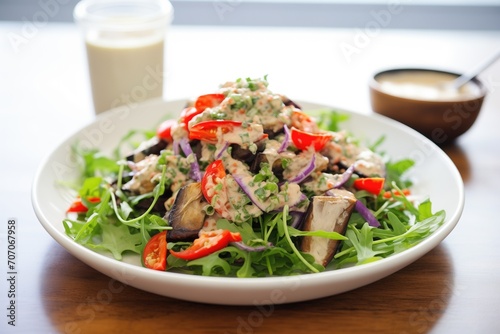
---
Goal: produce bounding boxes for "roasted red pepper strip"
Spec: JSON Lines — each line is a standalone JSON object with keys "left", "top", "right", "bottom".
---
{"left": 143, "top": 231, "right": 167, "bottom": 271}
{"left": 178, "top": 106, "right": 201, "bottom": 130}
{"left": 178, "top": 94, "right": 226, "bottom": 131}
{"left": 290, "top": 127, "right": 332, "bottom": 152}
{"left": 353, "top": 178, "right": 385, "bottom": 195}
{"left": 201, "top": 160, "right": 226, "bottom": 203}
{"left": 169, "top": 229, "right": 242, "bottom": 261}
{"left": 194, "top": 93, "right": 225, "bottom": 113}
{"left": 188, "top": 120, "right": 242, "bottom": 143}
{"left": 157, "top": 119, "right": 177, "bottom": 141}
{"left": 66, "top": 196, "right": 100, "bottom": 213}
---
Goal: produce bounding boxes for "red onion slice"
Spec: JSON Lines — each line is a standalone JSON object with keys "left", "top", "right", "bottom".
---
{"left": 179, "top": 138, "right": 201, "bottom": 182}
{"left": 325, "top": 187, "right": 380, "bottom": 228}
{"left": 215, "top": 141, "right": 229, "bottom": 160}
{"left": 230, "top": 241, "right": 273, "bottom": 252}
{"left": 332, "top": 164, "right": 355, "bottom": 189}
{"left": 232, "top": 174, "right": 266, "bottom": 211}
{"left": 289, "top": 211, "right": 305, "bottom": 229}
{"left": 354, "top": 200, "right": 381, "bottom": 227}
{"left": 172, "top": 138, "right": 180, "bottom": 155}
{"left": 287, "top": 154, "right": 316, "bottom": 183}
{"left": 277, "top": 124, "right": 290, "bottom": 153}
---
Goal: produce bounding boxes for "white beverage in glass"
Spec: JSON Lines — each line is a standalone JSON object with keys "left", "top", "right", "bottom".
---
{"left": 74, "top": 0, "right": 173, "bottom": 114}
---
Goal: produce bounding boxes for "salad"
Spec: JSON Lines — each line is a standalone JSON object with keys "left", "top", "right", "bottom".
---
{"left": 63, "top": 76, "right": 445, "bottom": 277}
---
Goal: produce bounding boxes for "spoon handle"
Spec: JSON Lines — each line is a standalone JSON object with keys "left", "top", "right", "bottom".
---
{"left": 452, "top": 48, "right": 500, "bottom": 89}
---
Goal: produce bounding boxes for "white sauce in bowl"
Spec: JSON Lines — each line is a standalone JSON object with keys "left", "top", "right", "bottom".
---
{"left": 376, "top": 70, "right": 482, "bottom": 101}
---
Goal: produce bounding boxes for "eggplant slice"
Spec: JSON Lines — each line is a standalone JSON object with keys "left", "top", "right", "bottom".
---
{"left": 126, "top": 137, "right": 168, "bottom": 163}
{"left": 133, "top": 193, "right": 172, "bottom": 217}
{"left": 280, "top": 95, "right": 302, "bottom": 109}
{"left": 167, "top": 182, "right": 208, "bottom": 241}
{"left": 230, "top": 140, "right": 266, "bottom": 164}
{"left": 300, "top": 189, "right": 356, "bottom": 267}
{"left": 250, "top": 152, "right": 285, "bottom": 178}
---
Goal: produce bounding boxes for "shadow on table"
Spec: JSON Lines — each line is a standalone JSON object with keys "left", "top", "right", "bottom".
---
{"left": 40, "top": 242, "right": 455, "bottom": 334}
{"left": 442, "top": 142, "right": 471, "bottom": 184}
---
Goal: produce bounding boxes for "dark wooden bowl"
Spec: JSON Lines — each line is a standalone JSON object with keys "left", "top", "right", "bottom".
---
{"left": 369, "top": 68, "right": 487, "bottom": 145}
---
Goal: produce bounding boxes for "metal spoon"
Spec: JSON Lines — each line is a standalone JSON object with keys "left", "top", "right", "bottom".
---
{"left": 446, "top": 48, "right": 500, "bottom": 90}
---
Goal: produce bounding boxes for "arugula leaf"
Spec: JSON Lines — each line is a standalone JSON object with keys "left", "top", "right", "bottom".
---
{"left": 216, "top": 219, "right": 260, "bottom": 242}
{"left": 406, "top": 210, "right": 446, "bottom": 238}
{"left": 185, "top": 251, "right": 232, "bottom": 276}
{"left": 65, "top": 189, "right": 113, "bottom": 242}
{"left": 71, "top": 144, "right": 120, "bottom": 179}
{"left": 235, "top": 250, "right": 255, "bottom": 278}
{"left": 385, "top": 159, "right": 415, "bottom": 189}
{"left": 368, "top": 135, "right": 386, "bottom": 153}
{"left": 288, "top": 226, "right": 347, "bottom": 240}
{"left": 418, "top": 199, "right": 433, "bottom": 220}
{"left": 346, "top": 224, "right": 384, "bottom": 265}
{"left": 334, "top": 188, "right": 446, "bottom": 269}
{"left": 87, "top": 223, "right": 143, "bottom": 260}
{"left": 386, "top": 212, "right": 407, "bottom": 236}
{"left": 78, "top": 176, "right": 103, "bottom": 199}
{"left": 317, "top": 110, "right": 350, "bottom": 132}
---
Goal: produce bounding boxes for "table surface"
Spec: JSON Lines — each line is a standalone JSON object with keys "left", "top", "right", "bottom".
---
{"left": 1, "top": 22, "right": 500, "bottom": 334}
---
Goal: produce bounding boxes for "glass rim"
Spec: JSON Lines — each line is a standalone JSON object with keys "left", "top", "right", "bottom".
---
{"left": 74, "top": 0, "right": 173, "bottom": 31}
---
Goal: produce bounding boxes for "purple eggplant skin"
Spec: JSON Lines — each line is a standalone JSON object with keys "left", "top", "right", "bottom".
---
{"left": 230, "top": 140, "right": 266, "bottom": 163}
{"left": 300, "top": 189, "right": 357, "bottom": 267}
{"left": 126, "top": 137, "right": 168, "bottom": 162}
{"left": 134, "top": 193, "right": 172, "bottom": 217}
{"left": 250, "top": 153, "right": 285, "bottom": 179}
{"left": 280, "top": 95, "right": 302, "bottom": 110}
{"left": 167, "top": 182, "right": 208, "bottom": 241}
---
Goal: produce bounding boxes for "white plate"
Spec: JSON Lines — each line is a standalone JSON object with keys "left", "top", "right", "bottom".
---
{"left": 32, "top": 98, "right": 464, "bottom": 305}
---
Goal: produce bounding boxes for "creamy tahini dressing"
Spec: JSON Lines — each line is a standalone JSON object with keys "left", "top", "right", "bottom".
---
{"left": 225, "top": 175, "right": 262, "bottom": 222}
{"left": 189, "top": 80, "right": 292, "bottom": 132}
{"left": 376, "top": 70, "right": 482, "bottom": 101}
{"left": 220, "top": 153, "right": 308, "bottom": 214}
{"left": 220, "top": 123, "right": 264, "bottom": 147}
{"left": 354, "top": 150, "right": 386, "bottom": 177}
{"left": 123, "top": 152, "right": 192, "bottom": 195}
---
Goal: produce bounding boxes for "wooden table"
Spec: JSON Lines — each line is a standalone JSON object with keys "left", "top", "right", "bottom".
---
{"left": 1, "top": 22, "right": 500, "bottom": 333}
